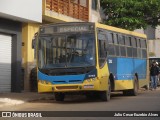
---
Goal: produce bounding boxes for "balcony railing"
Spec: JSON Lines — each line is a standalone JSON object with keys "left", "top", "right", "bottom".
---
{"left": 46, "top": 0, "right": 89, "bottom": 21}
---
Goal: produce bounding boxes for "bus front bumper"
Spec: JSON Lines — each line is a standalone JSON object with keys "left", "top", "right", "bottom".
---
{"left": 38, "top": 79, "right": 103, "bottom": 93}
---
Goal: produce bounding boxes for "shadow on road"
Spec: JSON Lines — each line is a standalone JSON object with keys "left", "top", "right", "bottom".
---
{"left": 29, "top": 87, "right": 155, "bottom": 104}
{"left": 30, "top": 91, "right": 142, "bottom": 104}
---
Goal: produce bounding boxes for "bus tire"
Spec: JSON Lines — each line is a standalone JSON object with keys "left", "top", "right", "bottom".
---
{"left": 30, "top": 67, "right": 37, "bottom": 92}
{"left": 109, "top": 74, "right": 115, "bottom": 91}
{"left": 130, "top": 77, "right": 138, "bottom": 96}
{"left": 54, "top": 93, "right": 65, "bottom": 101}
{"left": 123, "top": 77, "right": 138, "bottom": 96}
{"left": 100, "top": 79, "right": 111, "bottom": 101}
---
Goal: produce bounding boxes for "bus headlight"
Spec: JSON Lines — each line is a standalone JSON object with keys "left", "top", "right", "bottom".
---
{"left": 43, "top": 80, "right": 51, "bottom": 85}
{"left": 87, "top": 79, "right": 91, "bottom": 82}
{"left": 87, "top": 78, "right": 96, "bottom": 82}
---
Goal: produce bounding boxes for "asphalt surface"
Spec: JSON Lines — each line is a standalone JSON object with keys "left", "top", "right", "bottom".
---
{"left": 0, "top": 88, "right": 160, "bottom": 120}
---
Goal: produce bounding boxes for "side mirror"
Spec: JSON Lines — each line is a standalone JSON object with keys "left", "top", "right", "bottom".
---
{"left": 32, "top": 32, "right": 38, "bottom": 49}
{"left": 32, "top": 38, "right": 36, "bottom": 49}
{"left": 106, "top": 51, "right": 108, "bottom": 57}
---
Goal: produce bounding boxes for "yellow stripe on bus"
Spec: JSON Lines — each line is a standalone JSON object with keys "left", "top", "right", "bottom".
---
{"left": 114, "top": 79, "right": 148, "bottom": 91}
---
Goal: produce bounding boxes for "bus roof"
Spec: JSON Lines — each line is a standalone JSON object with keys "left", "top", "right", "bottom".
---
{"left": 39, "top": 22, "right": 94, "bottom": 27}
{"left": 39, "top": 22, "right": 147, "bottom": 39}
{"left": 96, "top": 23, "right": 147, "bottom": 39}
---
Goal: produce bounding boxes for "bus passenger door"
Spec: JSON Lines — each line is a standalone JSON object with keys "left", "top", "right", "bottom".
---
{"left": 97, "top": 31, "right": 110, "bottom": 90}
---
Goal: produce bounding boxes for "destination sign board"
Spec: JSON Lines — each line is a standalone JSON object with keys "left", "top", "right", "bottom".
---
{"left": 40, "top": 24, "right": 94, "bottom": 34}
{"left": 58, "top": 26, "right": 89, "bottom": 32}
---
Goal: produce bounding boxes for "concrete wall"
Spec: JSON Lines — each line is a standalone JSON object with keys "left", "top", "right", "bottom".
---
{"left": 134, "top": 29, "right": 145, "bottom": 34}
{"left": 22, "top": 23, "right": 40, "bottom": 91}
{"left": 148, "top": 40, "right": 160, "bottom": 57}
{"left": 134, "top": 26, "right": 155, "bottom": 40}
{"left": 89, "top": 0, "right": 102, "bottom": 22}
{"left": 155, "top": 26, "right": 160, "bottom": 39}
{"left": 144, "top": 26, "right": 155, "bottom": 40}
{"left": 0, "top": 0, "right": 42, "bottom": 23}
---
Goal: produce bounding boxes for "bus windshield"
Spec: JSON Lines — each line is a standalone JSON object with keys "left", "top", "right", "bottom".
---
{"left": 38, "top": 33, "right": 95, "bottom": 69}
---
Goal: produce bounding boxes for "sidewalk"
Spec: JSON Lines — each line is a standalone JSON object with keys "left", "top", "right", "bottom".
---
{"left": 0, "top": 92, "right": 54, "bottom": 108}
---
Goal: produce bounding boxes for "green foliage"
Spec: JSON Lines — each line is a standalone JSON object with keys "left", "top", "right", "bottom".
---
{"left": 101, "top": 0, "right": 160, "bottom": 30}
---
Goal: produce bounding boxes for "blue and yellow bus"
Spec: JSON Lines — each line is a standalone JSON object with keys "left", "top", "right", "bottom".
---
{"left": 35, "top": 22, "right": 149, "bottom": 101}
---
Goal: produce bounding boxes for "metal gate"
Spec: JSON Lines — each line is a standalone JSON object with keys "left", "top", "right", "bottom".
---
{"left": 0, "top": 34, "right": 12, "bottom": 92}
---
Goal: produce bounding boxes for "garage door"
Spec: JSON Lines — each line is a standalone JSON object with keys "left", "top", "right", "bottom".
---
{"left": 0, "top": 34, "right": 12, "bottom": 92}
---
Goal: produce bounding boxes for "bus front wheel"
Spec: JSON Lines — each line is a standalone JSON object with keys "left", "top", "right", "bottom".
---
{"left": 54, "top": 93, "right": 65, "bottom": 101}
{"left": 100, "top": 79, "right": 111, "bottom": 101}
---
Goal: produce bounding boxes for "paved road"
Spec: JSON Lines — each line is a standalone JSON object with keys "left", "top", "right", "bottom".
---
{"left": 1, "top": 88, "right": 160, "bottom": 120}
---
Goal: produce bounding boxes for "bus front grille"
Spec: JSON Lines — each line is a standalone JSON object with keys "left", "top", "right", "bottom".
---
{"left": 56, "top": 86, "right": 79, "bottom": 90}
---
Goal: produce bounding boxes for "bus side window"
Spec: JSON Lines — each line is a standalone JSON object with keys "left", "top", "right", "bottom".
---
{"left": 142, "top": 49, "right": 147, "bottom": 58}
{"left": 125, "top": 36, "right": 132, "bottom": 46}
{"left": 107, "top": 32, "right": 115, "bottom": 56}
{"left": 119, "top": 34, "right": 126, "bottom": 57}
{"left": 119, "top": 35, "right": 125, "bottom": 45}
{"left": 98, "top": 33, "right": 108, "bottom": 67}
{"left": 132, "top": 37, "right": 137, "bottom": 58}
{"left": 126, "top": 36, "right": 132, "bottom": 57}
{"left": 99, "top": 40, "right": 107, "bottom": 57}
{"left": 132, "top": 37, "right": 136, "bottom": 48}
{"left": 115, "top": 34, "right": 120, "bottom": 56}
{"left": 120, "top": 46, "right": 126, "bottom": 57}
{"left": 140, "top": 39, "right": 147, "bottom": 48}
{"left": 108, "top": 33, "right": 114, "bottom": 44}
{"left": 136, "top": 38, "right": 141, "bottom": 58}
{"left": 114, "top": 34, "right": 119, "bottom": 44}
{"left": 141, "top": 39, "right": 147, "bottom": 58}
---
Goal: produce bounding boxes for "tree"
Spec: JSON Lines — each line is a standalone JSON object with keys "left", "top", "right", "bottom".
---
{"left": 100, "top": 0, "right": 160, "bottom": 30}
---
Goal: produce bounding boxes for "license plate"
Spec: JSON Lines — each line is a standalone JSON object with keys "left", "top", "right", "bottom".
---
{"left": 84, "top": 85, "right": 94, "bottom": 89}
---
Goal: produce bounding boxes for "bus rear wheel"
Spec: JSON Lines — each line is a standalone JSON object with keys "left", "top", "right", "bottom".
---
{"left": 130, "top": 77, "right": 138, "bottom": 96}
{"left": 100, "top": 79, "right": 111, "bottom": 101}
{"left": 54, "top": 93, "right": 65, "bottom": 101}
{"left": 123, "top": 77, "right": 138, "bottom": 96}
